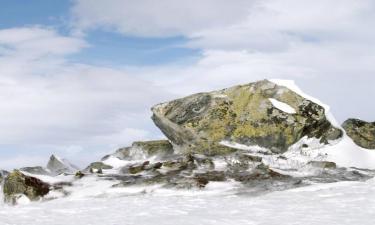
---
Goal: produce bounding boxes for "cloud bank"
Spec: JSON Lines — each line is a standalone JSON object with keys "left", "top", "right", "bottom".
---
{"left": 1, "top": 0, "right": 375, "bottom": 169}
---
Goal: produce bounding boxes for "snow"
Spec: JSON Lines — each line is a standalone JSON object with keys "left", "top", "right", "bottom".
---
{"left": 322, "top": 135, "right": 375, "bottom": 169}
{"left": 102, "top": 156, "right": 131, "bottom": 169}
{"left": 0, "top": 179, "right": 375, "bottom": 225}
{"left": 270, "top": 79, "right": 339, "bottom": 126}
{"left": 20, "top": 172, "right": 73, "bottom": 184}
{"left": 269, "top": 98, "right": 296, "bottom": 114}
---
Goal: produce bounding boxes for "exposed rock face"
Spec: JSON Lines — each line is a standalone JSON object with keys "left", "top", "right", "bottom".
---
{"left": 342, "top": 119, "right": 375, "bottom": 149}
{"left": 84, "top": 162, "right": 113, "bottom": 173}
{"left": 20, "top": 166, "right": 51, "bottom": 175}
{"left": 0, "top": 170, "right": 9, "bottom": 183}
{"left": 47, "top": 155, "right": 79, "bottom": 175}
{"left": 112, "top": 140, "right": 174, "bottom": 160}
{"left": 3, "top": 170, "right": 50, "bottom": 204}
{"left": 152, "top": 80, "right": 342, "bottom": 155}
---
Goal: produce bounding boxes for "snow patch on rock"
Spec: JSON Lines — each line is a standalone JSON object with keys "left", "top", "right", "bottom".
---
{"left": 268, "top": 98, "right": 296, "bottom": 114}
{"left": 270, "top": 79, "right": 339, "bottom": 127}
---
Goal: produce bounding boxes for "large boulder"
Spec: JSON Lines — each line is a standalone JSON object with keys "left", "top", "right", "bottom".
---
{"left": 152, "top": 80, "right": 342, "bottom": 155}
{"left": 343, "top": 119, "right": 375, "bottom": 149}
{"left": 47, "top": 155, "right": 79, "bottom": 175}
{"left": 3, "top": 170, "right": 50, "bottom": 204}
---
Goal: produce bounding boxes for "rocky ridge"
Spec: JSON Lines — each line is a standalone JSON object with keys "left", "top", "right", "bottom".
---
{"left": 1, "top": 79, "right": 375, "bottom": 205}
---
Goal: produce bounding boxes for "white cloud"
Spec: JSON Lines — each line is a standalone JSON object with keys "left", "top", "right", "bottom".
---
{"left": 71, "top": 0, "right": 256, "bottom": 37}
{"left": 0, "top": 27, "right": 173, "bottom": 169}
{"left": 70, "top": 0, "right": 375, "bottom": 122}
{"left": 2, "top": 0, "right": 375, "bottom": 169}
{"left": 0, "top": 155, "right": 47, "bottom": 171}
{"left": 0, "top": 27, "right": 88, "bottom": 58}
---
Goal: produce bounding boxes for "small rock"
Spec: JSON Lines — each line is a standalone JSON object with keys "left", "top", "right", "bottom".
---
{"left": 75, "top": 171, "right": 85, "bottom": 179}
{"left": 343, "top": 118, "right": 375, "bottom": 149}
{"left": 308, "top": 161, "right": 337, "bottom": 169}
{"left": 3, "top": 170, "right": 50, "bottom": 204}
{"left": 85, "top": 162, "right": 113, "bottom": 173}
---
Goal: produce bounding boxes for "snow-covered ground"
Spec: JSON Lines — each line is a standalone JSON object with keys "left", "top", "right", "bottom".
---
{"left": 0, "top": 178, "right": 374, "bottom": 225}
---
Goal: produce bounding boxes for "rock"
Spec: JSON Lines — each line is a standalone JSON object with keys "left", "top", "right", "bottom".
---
{"left": 20, "top": 166, "right": 51, "bottom": 175}
{"left": 47, "top": 155, "right": 79, "bottom": 175}
{"left": 84, "top": 162, "right": 113, "bottom": 173}
{"left": 308, "top": 161, "right": 337, "bottom": 169}
{"left": 75, "top": 171, "right": 85, "bottom": 179}
{"left": 0, "top": 170, "right": 9, "bottom": 183}
{"left": 342, "top": 118, "right": 375, "bottom": 149}
{"left": 225, "top": 152, "right": 263, "bottom": 173}
{"left": 112, "top": 140, "right": 174, "bottom": 160}
{"left": 152, "top": 80, "right": 342, "bottom": 155}
{"left": 194, "top": 171, "right": 226, "bottom": 182}
{"left": 165, "top": 176, "right": 209, "bottom": 189}
{"left": 229, "top": 163, "right": 290, "bottom": 183}
{"left": 3, "top": 170, "right": 50, "bottom": 204}
{"left": 122, "top": 161, "right": 151, "bottom": 175}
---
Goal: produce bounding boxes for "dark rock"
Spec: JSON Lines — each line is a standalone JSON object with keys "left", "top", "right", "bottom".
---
{"left": 194, "top": 171, "right": 226, "bottom": 182}
{"left": 228, "top": 163, "right": 290, "bottom": 183}
{"left": 342, "top": 118, "right": 375, "bottom": 149}
{"left": 3, "top": 170, "right": 50, "bottom": 204}
{"left": 152, "top": 80, "right": 342, "bottom": 155}
{"left": 75, "top": 171, "right": 85, "bottom": 179}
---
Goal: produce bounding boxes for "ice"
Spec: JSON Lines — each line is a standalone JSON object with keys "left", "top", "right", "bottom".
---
{"left": 269, "top": 98, "right": 296, "bottom": 114}
{"left": 0, "top": 179, "right": 374, "bottom": 225}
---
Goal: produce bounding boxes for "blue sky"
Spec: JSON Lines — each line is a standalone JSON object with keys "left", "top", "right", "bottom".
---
{"left": 0, "top": 0, "right": 200, "bottom": 67}
{"left": 0, "top": 0, "right": 375, "bottom": 169}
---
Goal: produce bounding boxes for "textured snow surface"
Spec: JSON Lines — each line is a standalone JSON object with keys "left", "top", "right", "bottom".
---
{"left": 269, "top": 98, "right": 296, "bottom": 114}
{"left": 1, "top": 179, "right": 375, "bottom": 225}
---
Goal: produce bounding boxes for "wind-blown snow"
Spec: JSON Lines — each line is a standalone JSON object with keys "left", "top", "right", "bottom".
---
{"left": 0, "top": 179, "right": 374, "bottom": 225}
{"left": 270, "top": 79, "right": 339, "bottom": 126}
{"left": 269, "top": 98, "right": 296, "bottom": 114}
{"left": 322, "top": 135, "right": 375, "bottom": 169}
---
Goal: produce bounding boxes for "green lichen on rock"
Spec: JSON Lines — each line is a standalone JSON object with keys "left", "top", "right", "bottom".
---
{"left": 3, "top": 170, "right": 50, "bottom": 204}
{"left": 343, "top": 119, "right": 375, "bottom": 149}
{"left": 152, "top": 80, "right": 342, "bottom": 155}
{"left": 132, "top": 140, "right": 174, "bottom": 157}
{"left": 113, "top": 140, "right": 174, "bottom": 160}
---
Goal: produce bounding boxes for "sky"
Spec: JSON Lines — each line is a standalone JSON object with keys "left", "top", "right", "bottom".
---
{"left": 0, "top": 0, "right": 374, "bottom": 169}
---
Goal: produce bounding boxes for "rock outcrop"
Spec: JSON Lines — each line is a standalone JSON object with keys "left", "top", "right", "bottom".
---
{"left": 110, "top": 140, "right": 174, "bottom": 160}
{"left": 342, "top": 119, "right": 375, "bottom": 149}
{"left": 20, "top": 166, "right": 51, "bottom": 175}
{"left": 84, "top": 162, "right": 113, "bottom": 173}
{"left": 152, "top": 80, "right": 342, "bottom": 155}
{"left": 4, "top": 80, "right": 375, "bottom": 204}
{"left": 3, "top": 170, "right": 50, "bottom": 204}
{"left": 47, "top": 155, "right": 79, "bottom": 175}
